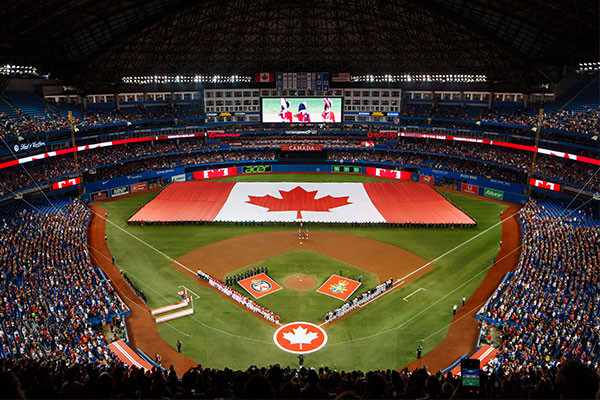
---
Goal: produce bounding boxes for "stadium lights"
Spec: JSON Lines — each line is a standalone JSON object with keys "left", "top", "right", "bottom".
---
{"left": 122, "top": 75, "right": 252, "bottom": 85}
{"left": 576, "top": 62, "right": 600, "bottom": 73}
{"left": 0, "top": 64, "right": 38, "bottom": 76}
{"left": 351, "top": 73, "right": 487, "bottom": 83}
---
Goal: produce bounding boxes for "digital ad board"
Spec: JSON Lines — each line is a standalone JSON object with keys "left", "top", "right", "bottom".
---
{"left": 261, "top": 97, "right": 342, "bottom": 123}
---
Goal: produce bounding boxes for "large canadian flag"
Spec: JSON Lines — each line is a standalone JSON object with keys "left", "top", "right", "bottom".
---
{"left": 129, "top": 182, "right": 475, "bottom": 225}
{"left": 255, "top": 72, "right": 274, "bottom": 82}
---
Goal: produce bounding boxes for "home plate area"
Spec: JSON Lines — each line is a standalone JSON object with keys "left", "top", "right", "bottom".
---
{"left": 316, "top": 274, "right": 362, "bottom": 301}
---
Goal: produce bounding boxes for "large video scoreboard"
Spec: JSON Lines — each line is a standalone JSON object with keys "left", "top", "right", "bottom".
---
{"left": 261, "top": 97, "right": 342, "bottom": 123}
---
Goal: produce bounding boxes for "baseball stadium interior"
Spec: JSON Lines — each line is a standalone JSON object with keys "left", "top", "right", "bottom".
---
{"left": 0, "top": 0, "right": 599, "bottom": 398}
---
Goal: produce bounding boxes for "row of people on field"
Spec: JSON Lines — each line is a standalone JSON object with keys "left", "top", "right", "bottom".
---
{"left": 198, "top": 270, "right": 278, "bottom": 324}
{"left": 225, "top": 266, "right": 269, "bottom": 287}
{"left": 324, "top": 278, "right": 394, "bottom": 323}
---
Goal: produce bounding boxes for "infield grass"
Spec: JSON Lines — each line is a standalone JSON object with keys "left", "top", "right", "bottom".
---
{"left": 227, "top": 250, "right": 379, "bottom": 323}
{"left": 101, "top": 173, "right": 508, "bottom": 370}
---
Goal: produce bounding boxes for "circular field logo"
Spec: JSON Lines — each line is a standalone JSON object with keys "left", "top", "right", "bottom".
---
{"left": 250, "top": 279, "right": 272, "bottom": 292}
{"left": 273, "top": 322, "right": 328, "bottom": 354}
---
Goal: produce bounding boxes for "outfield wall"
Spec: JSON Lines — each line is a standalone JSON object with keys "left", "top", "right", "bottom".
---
{"left": 80, "top": 163, "right": 529, "bottom": 205}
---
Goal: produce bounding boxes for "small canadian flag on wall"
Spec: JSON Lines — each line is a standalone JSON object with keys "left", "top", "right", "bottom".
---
{"left": 255, "top": 72, "right": 274, "bottom": 82}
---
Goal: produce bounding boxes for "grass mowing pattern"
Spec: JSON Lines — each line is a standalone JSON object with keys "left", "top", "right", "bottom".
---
{"left": 227, "top": 250, "right": 379, "bottom": 323}
{"left": 101, "top": 174, "right": 507, "bottom": 370}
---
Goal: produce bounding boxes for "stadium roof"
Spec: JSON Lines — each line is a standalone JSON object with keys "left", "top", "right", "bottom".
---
{"left": 1, "top": 0, "right": 598, "bottom": 90}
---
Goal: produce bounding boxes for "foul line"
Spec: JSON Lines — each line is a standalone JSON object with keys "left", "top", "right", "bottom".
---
{"left": 403, "top": 287, "right": 426, "bottom": 302}
{"left": 358, "top": 280, "right": 405, "bottom": 309}
{"left": 179, "top": 285, "right": 201, "bottom": 300}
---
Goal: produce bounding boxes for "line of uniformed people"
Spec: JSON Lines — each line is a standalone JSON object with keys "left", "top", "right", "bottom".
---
{"left": 225, "top": 266, "right": 269, "bottom": 287}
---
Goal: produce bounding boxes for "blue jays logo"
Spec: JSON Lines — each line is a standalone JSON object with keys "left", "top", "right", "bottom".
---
{"left": 251, "top": 279, "right": 272, "bottom": 292}
{"left": 329, "top": 280, "right": 349, "bottom": 294}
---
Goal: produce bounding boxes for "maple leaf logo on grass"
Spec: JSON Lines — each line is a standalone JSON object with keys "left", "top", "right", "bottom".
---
{"left": 246, "top": 186, "right": 351, "bottom": 219}
{"left": 274, "top": 322, "right": 328, "bottom": 354}
{"left": 282, "top": 326, "right": 319, "bottom": 350}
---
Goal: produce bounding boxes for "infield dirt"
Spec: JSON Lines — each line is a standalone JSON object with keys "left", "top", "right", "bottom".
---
{"left": 285, "top": 275, "right": 318, "bottom": 290}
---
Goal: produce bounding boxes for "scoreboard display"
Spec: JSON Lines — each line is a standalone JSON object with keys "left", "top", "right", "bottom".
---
{"left": 262, "top": 97, "right": 342, "bottom": 123}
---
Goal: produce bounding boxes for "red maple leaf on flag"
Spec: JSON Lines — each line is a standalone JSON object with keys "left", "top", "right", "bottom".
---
{"left": 246, "top": 186, "right": 351, "bottom": 219}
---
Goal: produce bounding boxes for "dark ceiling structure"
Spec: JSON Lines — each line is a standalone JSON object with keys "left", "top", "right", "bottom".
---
{"left": 1, "top": 0, "right": 598, "bottom": 90}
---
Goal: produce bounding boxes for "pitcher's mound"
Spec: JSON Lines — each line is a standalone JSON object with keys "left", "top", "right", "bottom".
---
{"left": 285, "top": 275, "right": 317, "bottom": 291}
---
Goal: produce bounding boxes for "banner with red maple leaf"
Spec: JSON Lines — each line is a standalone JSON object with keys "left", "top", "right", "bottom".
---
{"left": 129, "top": 181, "right": 476, "bottom": 225}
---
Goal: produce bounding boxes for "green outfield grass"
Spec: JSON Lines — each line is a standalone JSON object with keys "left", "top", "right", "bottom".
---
{"left": 101, "top": 173, "right": 508, "bottom": 370}
{"left": 227, "top": 250, "right": 379, "bottom": 323}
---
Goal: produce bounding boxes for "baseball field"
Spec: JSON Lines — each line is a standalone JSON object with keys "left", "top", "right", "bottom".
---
{"left": 94, "top": 173, "right": 509, "bottom": 371}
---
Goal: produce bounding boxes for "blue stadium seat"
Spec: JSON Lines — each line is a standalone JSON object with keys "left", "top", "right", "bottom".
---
{"left": 4, "top": 91, "right": 54, "bottom": 120}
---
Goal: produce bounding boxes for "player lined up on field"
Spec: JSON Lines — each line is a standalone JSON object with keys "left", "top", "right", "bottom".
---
{"left": 225, "top": 266, "right": 269, "bottom": 287}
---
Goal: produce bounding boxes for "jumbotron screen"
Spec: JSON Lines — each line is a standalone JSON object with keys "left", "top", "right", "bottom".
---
{"left": 261, "top": 97, "right": 342, "bottom": 123}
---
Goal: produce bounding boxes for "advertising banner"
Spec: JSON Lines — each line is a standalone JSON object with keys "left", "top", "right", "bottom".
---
{"left": 130, "top": 182, "right": 148, "bottom": 193}
{"left": 91, "top": 191, "right": 108, "bottom": 201}
{"left": 192, "top": 167, "right": 238, "bottom": 180}
{"left": 52, "top": 177, "right": 81, "bottom": 190}
{"left": 171, "top": 174, "right": 186, "bottom": 182}
{"left": 460, "top": 183, "right": 479, "bottom": 195}
{"left": 483, "top": 188, "right": 504, "bottom": 200}
{"left": 366, "top": 167, "right": 411, "bottom": 180}
{"left": 529, "top": 178, "right": 561, "bottom": 192}
{"left": 13, "top": 141, "right": 45, "bottom": 152}
{"left": 242, "top": 165, "right": 272, "bottom": 174}
{"left": 420, "top": 175, "right": 434, "bottom": 184}
{"left": 86, "top": 168, "right": 185, "bottom": 193}
{"left": 281, "top": 145, "right": 323, "bottom": 151}
{"left": 111, "top": 186, "right": 130, "bottom": 197}
{"left": 332, "top": 165, "right": 362, "bottom": 173}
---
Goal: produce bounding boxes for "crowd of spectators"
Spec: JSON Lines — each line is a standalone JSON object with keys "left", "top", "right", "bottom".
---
{"left": 1, "top": 357, "right": 599, "bottom": 399}
{"left": 400, "top": 102, "right": 600, "bottom": 139}
{"left": 478, "top": 199, "right": 600, "bottom": 373}
{"left": 0, "top": 102, "right": 207, "bottom": 139}
{"left": 1, "top": 134, "right": 597, "bottom": 198}
{"left": 328, "top": 149, "right": 527, "bottom": 184}
{"left": 0, "top": 199, "right": 127, "bottom": 364}
{"left": 1, "top": 138, "right": 598, "bottom": 200}
{"left": 324, "top": 279, "right": 394, "bottom": 324}
{"left": 0, "top": 110, "right": 145, "bottom": 139}
{"left": 197, "top": 270, "right": 279, "bottom": 324}
{"left": 481, "top": 107, "right": 600, "bottom": 138}
{"left": 227, "top": 135, "right": 363, "bottom": 148}
{"left": 0, "top": 141, "right": 273, "bottom": 197}
{"left": 328, "top": 148, "right": 599, "bottom": 192}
